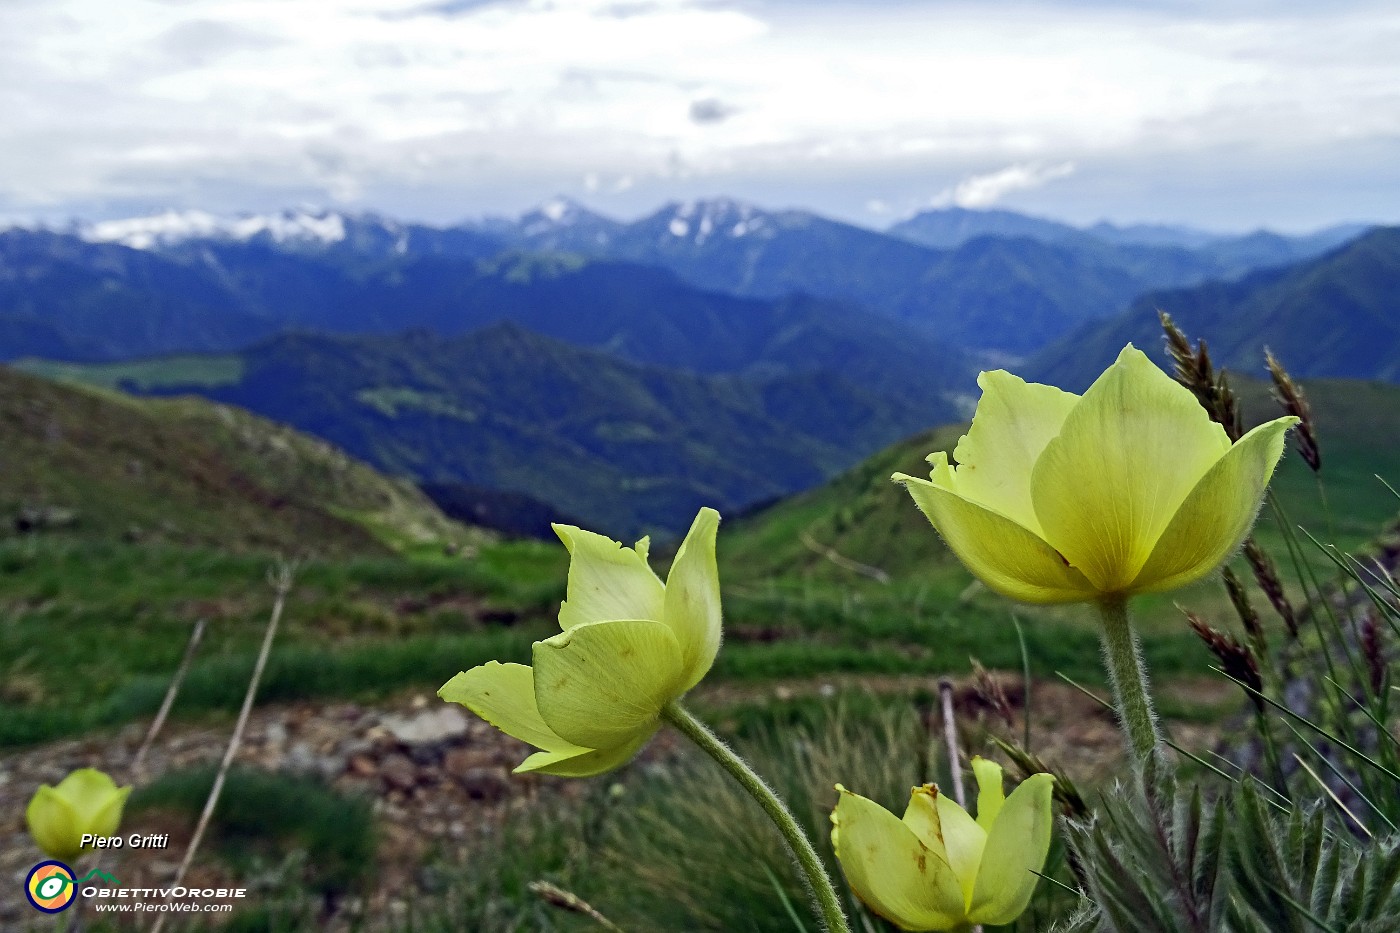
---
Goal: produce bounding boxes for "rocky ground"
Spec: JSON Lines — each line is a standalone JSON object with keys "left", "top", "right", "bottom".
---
{"left": 1, "top": 693, "right": 607, "bottom": 930}
{"left": 1, "top": 676, "right": 1231, "bottom": 931}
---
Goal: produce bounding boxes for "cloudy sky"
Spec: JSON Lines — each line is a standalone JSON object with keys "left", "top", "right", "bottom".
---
{"left": 3, "top": 0, "right": 1399, "bottom": 231}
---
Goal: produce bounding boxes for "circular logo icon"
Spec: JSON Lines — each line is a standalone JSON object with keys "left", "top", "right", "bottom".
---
{"left": 26, "top": 860, "right": 77, "bottom": 913}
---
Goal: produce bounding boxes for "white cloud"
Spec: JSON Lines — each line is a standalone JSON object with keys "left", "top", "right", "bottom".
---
{"left": 934, "top": 162, "right": 1076, "bottom": 209}
{"left": 0, "top": 0, "right": 1398, "bottom": 227}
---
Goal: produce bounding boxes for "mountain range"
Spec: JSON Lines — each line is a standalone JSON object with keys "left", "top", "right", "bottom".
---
{"left": 888, "top": 203, "right": 1367, "bottom": 258}
{"left": 5, "top": 199, "right": 1394, "bottom": 537}
{"left": 473, "top": 198, "right": 1369, "bottom": 352}
{"left": 1027, "top": 227, "right": 1400, "bottom": 390}
{"left": 3, "top": 199, "right": 1367, "bottom": 358}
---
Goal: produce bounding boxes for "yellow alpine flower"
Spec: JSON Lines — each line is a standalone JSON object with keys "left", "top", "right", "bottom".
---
{"left": 26, "top": 768, "right": 132, "bottom": 861}
{"left": 440, "top": 508, "right": 722, "bottom": 777}
{"left": 832, "top": 759, "right": 1054, "bottom": 931}
{"left": 895, "top": 345, "right": 1297, "bottom": 604}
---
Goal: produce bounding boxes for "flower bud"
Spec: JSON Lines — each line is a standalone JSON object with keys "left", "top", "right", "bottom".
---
{"left": 26, "top": 768, "right": 132, "bottom": 861}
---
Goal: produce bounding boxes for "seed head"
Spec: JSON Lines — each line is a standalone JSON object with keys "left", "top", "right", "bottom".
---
{"left": 1264, "top": 348, "right": 1321, "bottom": 472}
{"left": 1187, "top": 612, "right": 1265, "bottom": 713}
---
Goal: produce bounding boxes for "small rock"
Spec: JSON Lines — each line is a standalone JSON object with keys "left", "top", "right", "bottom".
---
{"left": 408, "top": 743, "right": 442, "bottom": 767}
{"left": 458, "top": 766, "right": 511, "bottom": 802}
{"left": 348, "top": 754, "right": 377, "bottom": 777}
{"left": 264, "top": 722, "right": 288, "bottom": 748}
{"left": 380, "top": 753, "right": 418, "bottom": 792}
{"left": 316, "top": 753, "right": 347, "bottom": 782}
{"left": 443, "top": 747, "right": 498, "bottom": 775}
{"left": 417, "top": 864, "right": 450, "bottom": 893}
{"left": 15, "top": 505, "right": 79, "bottom": 534}
{"left": 285, "top": 741, "right": 317, "bottom": 774}
{"left": 381, "top": 706, "right": 470, "bottom": 746}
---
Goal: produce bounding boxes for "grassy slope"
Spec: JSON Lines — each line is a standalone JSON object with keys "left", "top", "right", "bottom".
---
{"left": 17, "top": 354, "right": 245, "bottom": 391}
{"left": 0, "top": 365, "right": 465, "bottom": 553}
{"left": 0, "top": 365, "right": 545, "bottom": 743}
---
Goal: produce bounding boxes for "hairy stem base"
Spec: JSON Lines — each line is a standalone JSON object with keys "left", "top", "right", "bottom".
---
{"left": 1097, "top": 596, "right": 1166, "bottom": 788}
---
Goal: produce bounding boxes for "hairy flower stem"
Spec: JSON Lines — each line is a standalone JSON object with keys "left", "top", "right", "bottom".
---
{"left": 1099, "top": 598, "right": 1209, "bottom": 931}
{"left": 662, "top": 701, "right": 853, "bottom": 933}
{"left": 1097, "top": 597, "right": 1166, "bottom": 790}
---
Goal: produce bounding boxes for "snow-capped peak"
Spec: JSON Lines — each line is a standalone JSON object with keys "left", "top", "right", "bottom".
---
{"left": 81, "top": 209, "right": 349, "bottom": 250}
{"left": 539, "top": 197, "right": 572, "bottom": 223}
{"left": 518, "top": 196, "right": 602, "bottom": 236}
{"left": 659, "top": 197, "right": 770, "bottom": 244}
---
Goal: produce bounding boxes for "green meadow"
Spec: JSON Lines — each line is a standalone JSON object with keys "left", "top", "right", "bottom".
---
{"left": 5, "top": 364, "right": 1398, "bottom": 931}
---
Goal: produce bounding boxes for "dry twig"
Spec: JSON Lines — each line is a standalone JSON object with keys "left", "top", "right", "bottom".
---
{"left": 151, "top": 564, "right": 295, "bottom": 933}
{"left": 130, "top": 618, "right": 208, "bottom": 781}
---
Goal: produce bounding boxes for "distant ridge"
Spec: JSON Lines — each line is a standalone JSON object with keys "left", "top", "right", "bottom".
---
{"left": 1025, "top": 227, "right": 1400, "bottom": 390}
{"left": 887, "top": 205, "right": 1084, "bottom": 249}
{"left": 23, "top": 323, "right": 963, "bottom": 538}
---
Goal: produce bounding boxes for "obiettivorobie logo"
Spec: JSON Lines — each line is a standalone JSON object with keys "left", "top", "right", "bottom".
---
{"left": 24, "top": 861, "right": 121, "bottom": 913}
{"left": 24, "top": 861, "right": 248, "bottom": 916}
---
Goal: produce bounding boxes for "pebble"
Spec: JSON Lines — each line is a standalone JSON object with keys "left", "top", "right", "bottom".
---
{"left": 380, "top": 706, "right": 470, "bottom": 745}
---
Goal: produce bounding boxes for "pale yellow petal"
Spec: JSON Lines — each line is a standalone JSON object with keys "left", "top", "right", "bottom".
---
{"left": 554, "top": 524, "right": 664, "bottom": 630}
{"left": 1031, "top": 345, "right": 1231, "bottom": 592}
{"left": 1130, "top": 417, "right": 1298, "bottom": 594}
{"left": 87, "top": 786, "right": 131, "bottom": 840}
{"left": 926, "top": 788, "right": 987, "bottom": 909}
{"left": 662, "top": 507, "right": 723, "bottom": 691}
{"left": 533, "top": 619, "right": 686, "bottom": 749}
{"left": 896, "top": 464, "right": 1096, "bottom": 605}
{"left": 439, "top": 661, "right": 581, "bottom": 754}
{"left": 515, "top": 731, "right": 652, "bottom": 778}
{"left": 971, "top": 757, "right": 1006, "bottom": 832}
{"left": 442, "top": 663, "right": 655, "bottom": 776}
{"left": 899, "top": 785, "right": 950, "bottom": 860}
{"left": 26, "top": 786, "right": 81, "bottom": 860}
{"left": 53, "top": 768, "right": 127, "bottom": 832}
{"left": 950, "top": 370, "right": 1080, "bottom": 534}
{"left": 832, "top": 786, "right": 968, "bottom": 931}
{"left": 968, "top": 774, "right": 1055, "bottom": 926}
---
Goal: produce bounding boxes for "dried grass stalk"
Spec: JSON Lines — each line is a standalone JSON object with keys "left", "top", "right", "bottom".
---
{"left": 1221, "top": 566, "right": 1263, "bottom": 644}
{"left": 1361, "top": 613, "right": 1386, "bottom": 697}
{"left": 1265, "top": 348, "right": 1321, "bottom": 472}
{"left": 1159, "top": 311, "right": 1243, "bottom": 441}
{"left": 1244, "top": 538, "right": 1299, "bottom": 638}
{"left": 1187, "top": 612, "right": 1264, "bottom": 713}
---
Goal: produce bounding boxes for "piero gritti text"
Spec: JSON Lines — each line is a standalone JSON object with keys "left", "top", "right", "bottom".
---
{"left": 79, "top": 832, "right": 171, "bottom": 849}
